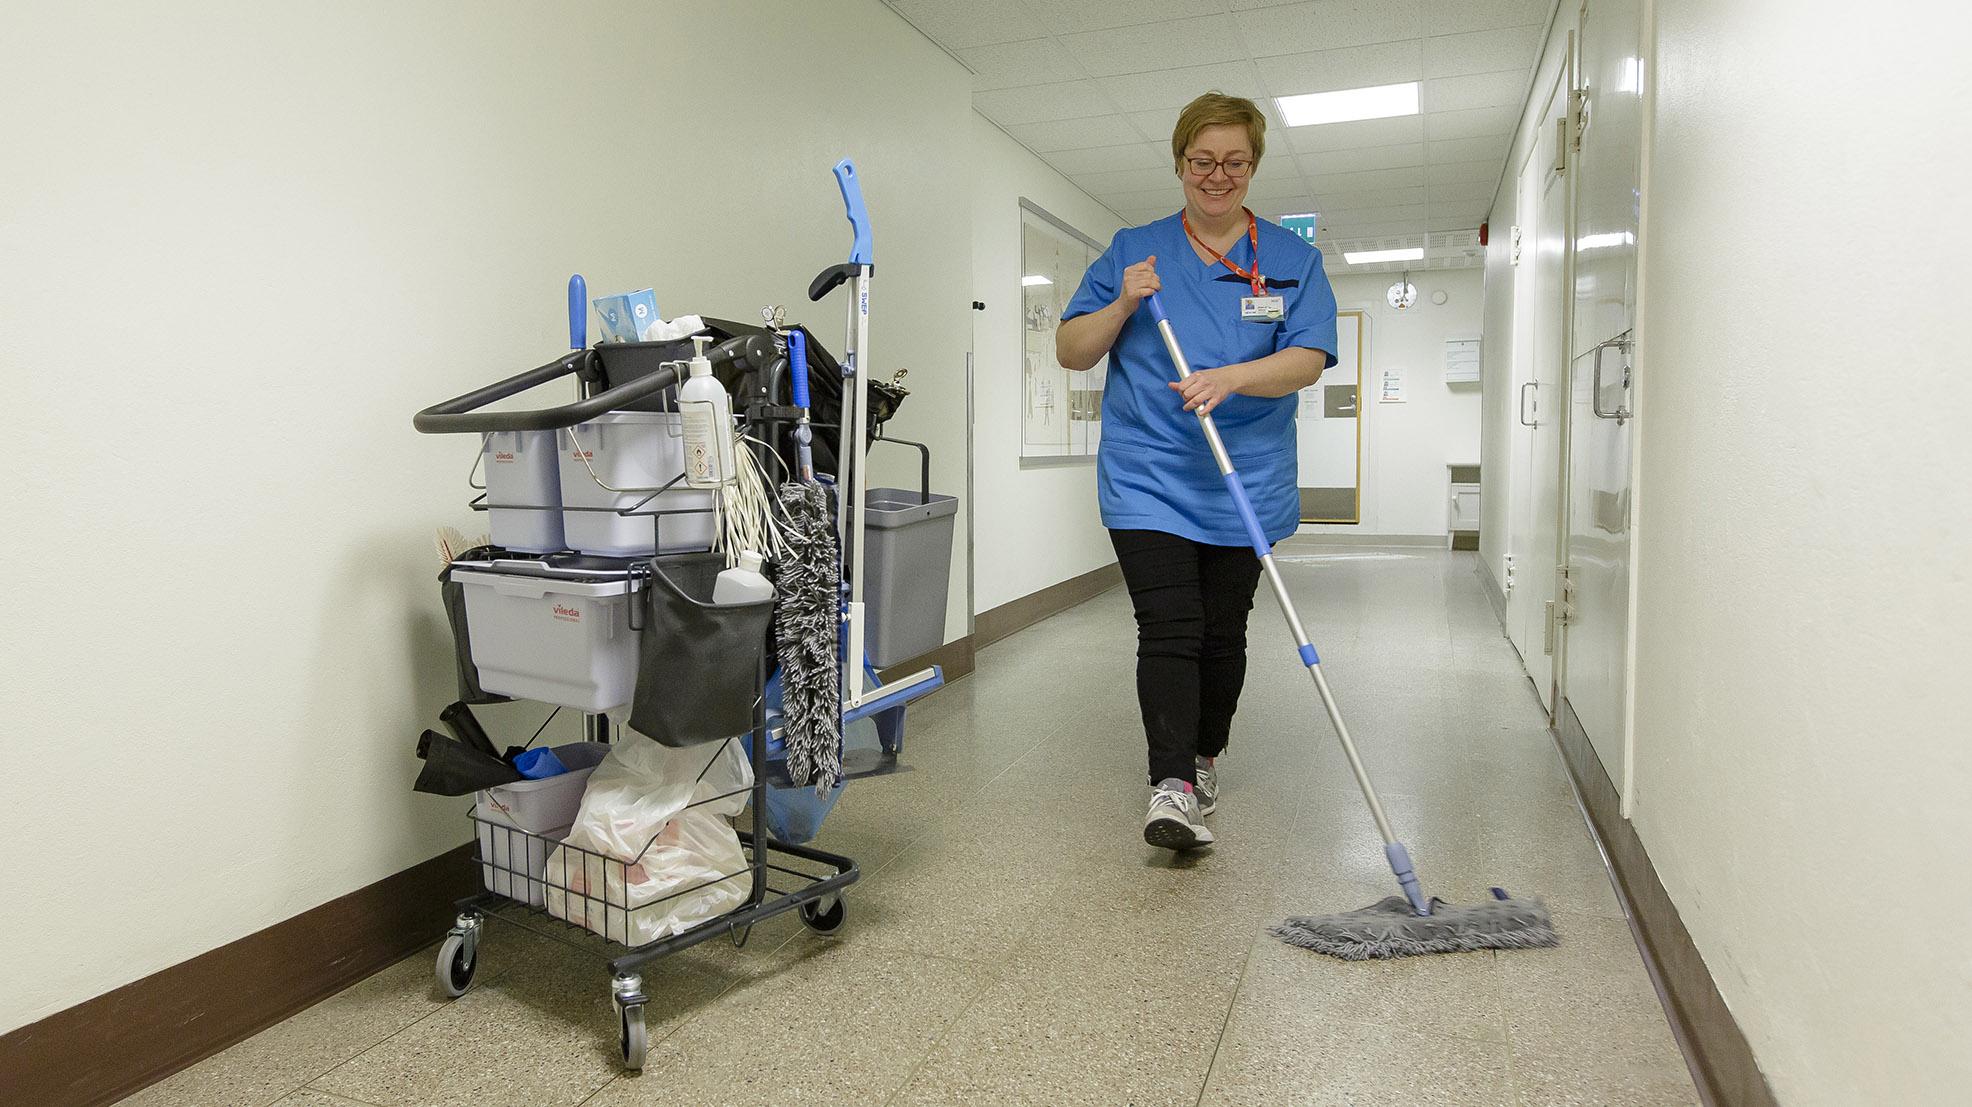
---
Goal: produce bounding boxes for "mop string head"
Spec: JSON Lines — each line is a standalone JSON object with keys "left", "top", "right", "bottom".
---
{"left": 1270, "top": 894, "right": 1559, "bottom": 961}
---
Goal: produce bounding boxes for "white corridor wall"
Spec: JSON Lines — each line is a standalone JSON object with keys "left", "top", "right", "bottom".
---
{"left": 1629, "top": 0, "right": 1972, "bottom": 1102}
{"left": 1301, "top": 269, "right": 1484, "bottom": 541}
{"left": 0, "top": 0, "right": 978, "bottom": 1033}
{"left": 968, "top": 116, "right": 1124, "bottom": 613}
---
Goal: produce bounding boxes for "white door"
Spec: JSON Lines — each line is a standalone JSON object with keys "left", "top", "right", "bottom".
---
{"left": 1504, "top": 144, "right": 1542, "bottom": 665}
{"left": 1296, "top": 311, "right": 1365, "bottom": 523}
{"left": 1561, "top": 0, "right": 1644, "bottom": 795}
{"left": 1508, "top": 65, "right": 1575, "bottom": 711}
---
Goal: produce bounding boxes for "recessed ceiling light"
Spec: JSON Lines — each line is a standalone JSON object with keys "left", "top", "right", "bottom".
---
{"left": 1277, "top": 82, "right": 1420, "bottom": 128}
{"left": 1342, "top": 247, "right": 1425, "bottom": 265}
{"left": 1021, "top": 275, "right": 1052, "bottom": 286}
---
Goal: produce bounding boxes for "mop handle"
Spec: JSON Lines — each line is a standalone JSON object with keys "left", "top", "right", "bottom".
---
{"left": 1142, "top": 293, "right": 1429, "bottom": 916}
{"left": 567, "top": 273, "right": 586, "bottom": 350}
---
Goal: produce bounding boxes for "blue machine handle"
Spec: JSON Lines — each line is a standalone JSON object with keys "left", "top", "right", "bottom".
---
{"left": 833, "top": 158, "right": 873, "bottom": 266}
{"left": 567, "top": 273, "right": 586, "bottom": 350}
{"left": 788, "top": 329, "right": 811, "bottom": 409}
{"left": 1145, "top": 290, "right": 1170, "bottom": 324}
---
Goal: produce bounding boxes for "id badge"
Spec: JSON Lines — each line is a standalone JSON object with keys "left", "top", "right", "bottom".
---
{"left": 1240, "top": 294, "right": 1285, "bottom": 322}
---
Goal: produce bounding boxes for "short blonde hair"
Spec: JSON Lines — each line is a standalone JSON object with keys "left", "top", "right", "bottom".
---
{"left": 1171, "top": 92, "right": 1267, "bottom": 174}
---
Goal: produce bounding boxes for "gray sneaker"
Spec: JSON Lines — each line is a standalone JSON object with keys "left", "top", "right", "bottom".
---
{"left": 1143, "top": 779, "right": 1216, "bottom": 850}
{"left": 1194, "top": 757, "right": 1219, "bottom": 816}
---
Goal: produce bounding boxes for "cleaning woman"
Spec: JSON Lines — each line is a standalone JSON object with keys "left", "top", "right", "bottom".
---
{"left": 1056, "top": 92, "right": 1339, "bottom": 851}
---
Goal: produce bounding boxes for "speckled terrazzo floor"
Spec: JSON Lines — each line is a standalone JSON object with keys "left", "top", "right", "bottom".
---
{"left": 121, "top": 546, "right": 1700, "bottom": 1107}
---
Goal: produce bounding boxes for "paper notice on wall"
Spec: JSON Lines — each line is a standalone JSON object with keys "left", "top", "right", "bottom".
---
{"left": 1444, "top": 338, "right": 1481, "bottom": 383}
{"left": 1379, "top": 367, "right": 1406, "bottom": 403}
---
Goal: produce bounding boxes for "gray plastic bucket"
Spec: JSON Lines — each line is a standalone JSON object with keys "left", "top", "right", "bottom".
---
{"left": 861, "top": 487, "right": 958, "bottom": 668}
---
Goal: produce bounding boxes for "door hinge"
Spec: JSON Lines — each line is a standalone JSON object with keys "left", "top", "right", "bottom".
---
{"left": 1556, "top": 565, "right": 1577, "bottom": 627}
{"left": 1571, "top": 87, "right": 1590, "bottom": 152}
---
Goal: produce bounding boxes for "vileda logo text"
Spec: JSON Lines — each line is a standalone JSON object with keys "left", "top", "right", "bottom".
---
{"left": 493, "top": 451, "right": 516, "bottom": 462}
{"left": 552, "top": 604, "right": 581, "bottom": 622}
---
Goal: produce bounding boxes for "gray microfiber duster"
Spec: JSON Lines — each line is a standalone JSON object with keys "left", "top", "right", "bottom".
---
{"left": 774, "top": 481, "right": 841, "bottom": 793}
{"left": 1271, "top": 893, "right": 1558, "bottom": 961}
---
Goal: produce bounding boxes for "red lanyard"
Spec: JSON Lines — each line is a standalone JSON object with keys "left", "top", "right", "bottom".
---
{"left": 1183, "top": 208, "right": 1267, "bottom": 297}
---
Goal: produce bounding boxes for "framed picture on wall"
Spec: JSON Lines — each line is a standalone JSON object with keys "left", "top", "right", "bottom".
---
{"left": 1296, "top": 310, "right": 1367, "bottom": 523}
{"left": 1018, "top": 199, "right": 1107, "bottom": 464}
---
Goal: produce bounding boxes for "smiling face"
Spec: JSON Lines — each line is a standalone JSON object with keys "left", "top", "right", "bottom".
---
{"left": 1179, "top": 123, "right": 1255, "bottom": 224}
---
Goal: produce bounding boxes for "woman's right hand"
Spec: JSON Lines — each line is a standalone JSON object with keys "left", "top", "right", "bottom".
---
{"left": 1115, "top": 256, "right": 1161, "bottom": 309}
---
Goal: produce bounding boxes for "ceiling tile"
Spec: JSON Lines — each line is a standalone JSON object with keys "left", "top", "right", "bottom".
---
{"left": 1234, "top": 0, "right": 1424, "bottom": 57}
{"left": 1430, "top": 211, "right": 1486, "bottom": 230}
{"left": 1315, "top": 186, "right": 1428, "bottom": 209}
{"left": 1423, "top": 158, "right": 1502, "bottom": 184}
{"left": 1096, "top": 61, "right": 1268, "bottom": 110}
{"left": 1327, "top": 219, "right": 1433, "bottom": 238}
{"left": 1423, "top": 69, "right": 1529, "bottom": 111}
{"left": 1072, "top": 165, "right": 1188, "bottom": 194}
{"left": 1314, "top": 202, "right": 1429, "bottom": 224}
{"left": 1006, "top": 114, "right": 1145, "bottom": 152}
{"left": 1041, "top": 143, "right": 1172, "bottom": 176}
{"left": 1427, "top": 135, "right": 1515, "bottom": 163}
{"left": 1425, "top": 27, "right": 1543, "bottom": 78}
{"left": 1428, "top": 181, "right": 1497, "bottom": 204}
{"left": 1032, "top": 0, "right": 1229, "bottom": 35}
{"left": 884, "top": 0, "right": 1046, "bottom": 49}
{"left": 1230, "top": 0, "right": 1314, "bottom": 9}
{"left": 1306, "top": 165, "right": 1426, "bottom": 192}
{"left": 1126, "top": 107, "right": 1183, "bottom": 142}
{"left": 957, "top": 38, "right": 1083, "bottom": 91}
{"left": 974, "top": 80, "right": 1112, "bottom": 125}
{"left": 1295, "top": 143, "right": 1426, "bottom": 175}
{"left": 1243, "top": 174, "right": 1312, "bottom": 200}
{"left": 1102, "top": 186, "right": 1189, "bottom": 211}
{"left": 1254, "top": 39, "right": 1423, "bottom": 98}
{"left": 1422, "top": 0, "right": 1553, "bottom": 35}
{"left": 1284, "top": 114, "right": 1425, "bottom": 152}
{"left": 1059, "top": 16, "right": 1249, "bottom": 78}
{"left": 1425, "top": 104, "right": 1518, "bottom": 141}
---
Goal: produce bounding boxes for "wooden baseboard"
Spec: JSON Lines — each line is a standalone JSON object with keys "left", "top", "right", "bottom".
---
{"left": 0, "top": 842, "right": 476, "bottom": 1107}
{"left": 974, "top": 562, "right": 1123, "bottom": 649}
{"left": 877, "top": 633, "right": 976, "bottom": 686}
{"left": 1554, "top": 701, "right": 1777, "bottom": 1107}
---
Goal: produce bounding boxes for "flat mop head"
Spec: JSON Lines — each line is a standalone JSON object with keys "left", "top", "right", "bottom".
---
{"left": 1271, "top": 894, "right": 1558, "bottom": 961}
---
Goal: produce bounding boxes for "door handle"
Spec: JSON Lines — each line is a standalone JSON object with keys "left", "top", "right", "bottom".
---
{"left": 1519, "top": 381, "right": 1539, "bottom": 427}
{"left": 1591, "top": 331, "right": 1634, "bottom": 424}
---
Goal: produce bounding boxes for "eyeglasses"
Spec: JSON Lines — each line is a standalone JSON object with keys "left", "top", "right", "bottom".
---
{"left": 1184, "top": 156, "right": 1253, "bottom": 179}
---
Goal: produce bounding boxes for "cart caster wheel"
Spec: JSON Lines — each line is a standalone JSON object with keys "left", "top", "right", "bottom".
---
{"left": 618, "top": 1004, "right": 648, "bottom": 1071}
{"left": 436, "top": 931, "right": 477, "bottom": 998}
{"left": 800, "top": 895, "right": 847, "bottom": 935}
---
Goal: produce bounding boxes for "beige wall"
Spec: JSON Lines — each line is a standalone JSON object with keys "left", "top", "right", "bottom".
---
{"left": 0, "top": 0, "right": 977, "bottom": 1032}
{"left": 1630, "top": 0, "right": 1972, "bottom": 1101}
{"left": 967, "top": 116, "right": 1124, "bottom": 613}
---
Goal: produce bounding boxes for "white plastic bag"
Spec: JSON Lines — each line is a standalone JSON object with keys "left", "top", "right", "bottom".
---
{"left": 545, "top": 733, "right": 753, "bottom": 944}
{"left": 546, "top": 807, "right": 750, "bottom": 944}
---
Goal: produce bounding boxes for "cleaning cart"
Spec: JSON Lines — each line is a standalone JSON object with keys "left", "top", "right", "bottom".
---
{"left": 408, "top": 160, "right": 949, "bottom": 1070}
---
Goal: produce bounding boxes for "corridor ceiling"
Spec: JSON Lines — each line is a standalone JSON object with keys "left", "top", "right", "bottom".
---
{"left": 885, "top": 0, "right": 1555, "bottom": 272}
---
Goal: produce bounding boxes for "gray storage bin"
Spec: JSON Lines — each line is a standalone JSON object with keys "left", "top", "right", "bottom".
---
{"left": 861, "top": 487, "right": 958, "bottom": 668}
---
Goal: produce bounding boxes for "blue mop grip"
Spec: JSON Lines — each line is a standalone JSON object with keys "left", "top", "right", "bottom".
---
{"left": 1145, "top": 290, "right": 1170, "bottom": 324}
{"left": 788, "top": 329, "right": 811, "bottom": 409}
{"left": 833, "top": 159, "right": 873, "bottom": 266}
{"left": 1221, "top": 471, "right": 1271, "bottom": 559}
{"left": 567, "top": 273, "right": 586, "bottom": 349}
{"left": 1384, "top": 842, "right": 1432, "bottom": 917}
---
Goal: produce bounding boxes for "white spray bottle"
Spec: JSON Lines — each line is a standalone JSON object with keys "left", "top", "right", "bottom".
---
{"left": 679, "top": 335, "right": 735, "bottom": 488}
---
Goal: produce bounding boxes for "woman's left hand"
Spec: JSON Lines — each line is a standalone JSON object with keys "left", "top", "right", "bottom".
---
{"left": 1169, "top": 365, "right": 1244, "bottom": 415}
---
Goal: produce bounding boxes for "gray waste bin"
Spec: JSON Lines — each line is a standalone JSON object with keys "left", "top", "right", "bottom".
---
{"left": 861, "top": 487, "right": 959, "bottom": 668}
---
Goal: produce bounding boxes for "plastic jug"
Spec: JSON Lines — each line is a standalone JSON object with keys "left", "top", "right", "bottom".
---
{"left": 713, "top": 551, "right": 775, "bottom": 605}
{"left": 680, "top": 336, "right": 735, "bottom": 488}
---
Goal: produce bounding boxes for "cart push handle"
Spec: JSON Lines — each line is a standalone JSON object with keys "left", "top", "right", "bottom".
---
{"left": 808, "top": 158, "right": 875, "bottom": 302}
{"left": 412, "top": 333, "right": 778, "bottom": 435}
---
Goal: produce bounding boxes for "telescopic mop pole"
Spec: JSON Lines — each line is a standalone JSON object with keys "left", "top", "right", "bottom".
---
{"left": 832, "top": 159, "right": 875, "bottom": 705}
{"left": 1141, "top": 293, "right": 1431, "bottom": 917}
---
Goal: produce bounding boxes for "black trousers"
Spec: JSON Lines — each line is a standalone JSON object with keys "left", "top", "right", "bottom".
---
{"left": 1110, "top": 528, "right": 1266, "bottom": 786}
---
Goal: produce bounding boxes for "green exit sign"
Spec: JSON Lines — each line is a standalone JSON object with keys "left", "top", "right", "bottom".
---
{"left": 1280, "top": 212, "right": 1319, "bottom": 243}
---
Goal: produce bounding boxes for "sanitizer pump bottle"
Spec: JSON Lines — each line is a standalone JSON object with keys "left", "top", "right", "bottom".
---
{"left": 680, "top": 335, "right": 735, "bottom": 488}
{"left": 713, "top": 550, "right": 776, "bottom": 605}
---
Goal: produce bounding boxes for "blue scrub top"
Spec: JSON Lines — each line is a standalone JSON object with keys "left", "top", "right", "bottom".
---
{"left": 1063, "top": 212, "right": 1339, "bottom": 548}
